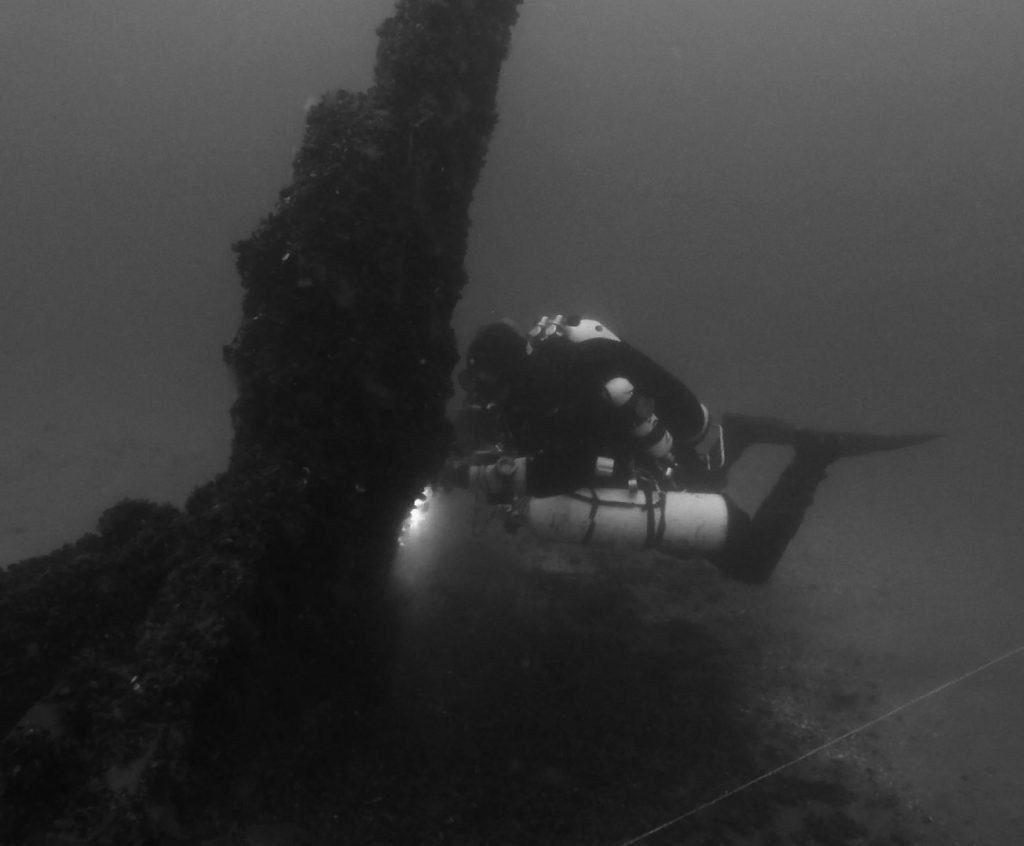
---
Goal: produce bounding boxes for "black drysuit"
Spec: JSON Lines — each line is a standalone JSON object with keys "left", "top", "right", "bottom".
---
{"left": 492, "top": 331, "right": 831, "bottom": 584}
{"left": 502, "top": 334, "right": 709, "bottom": 496}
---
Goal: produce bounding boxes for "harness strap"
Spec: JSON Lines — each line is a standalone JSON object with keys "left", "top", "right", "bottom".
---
{"left": 568, "top": 487, "right": 666, "bottom": 549}
{"left": 653, "top": 491, "right": 667, "bottom": 547}
{"left": 642, "top": 488, "right": 656, "bottom": 548}
{"left": 580, "top": 488, "right": 600, "bottom": 545}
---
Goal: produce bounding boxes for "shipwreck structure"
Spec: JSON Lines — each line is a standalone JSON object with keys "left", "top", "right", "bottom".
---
{"left": 0, "top": 1, "right": 522, "bottom": 841}
{"left": 0, "top": 2, "right": 949, "bottom": 843}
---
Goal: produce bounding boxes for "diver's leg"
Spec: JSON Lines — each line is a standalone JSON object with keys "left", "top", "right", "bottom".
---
{"left": 672, "top": 414, "right": 796, "bottom": 491}
{"left": 709, "top": 440, "right": 836, "bottom": 584}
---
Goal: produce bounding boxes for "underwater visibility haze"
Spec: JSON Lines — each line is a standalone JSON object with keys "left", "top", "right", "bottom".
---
{"left": 2, "top": 0, "right": 1023, "bottom": 841}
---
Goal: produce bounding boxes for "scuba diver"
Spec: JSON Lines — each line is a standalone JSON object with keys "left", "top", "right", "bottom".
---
{"left": 448, "top": 315, "right": 938, "bottom": 584}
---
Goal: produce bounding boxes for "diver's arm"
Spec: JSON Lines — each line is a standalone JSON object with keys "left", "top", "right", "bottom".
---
{"left": 465, "top": 449, "right": 593, "bottom": 503}
{"left": 524, "top": 449, "right": 596, "bottom": 497}
{"left": 604, "top": 341, "right": 711, "bottom": 446}
{"left": 601, "top": 377, "right": 683, "bottom": 470}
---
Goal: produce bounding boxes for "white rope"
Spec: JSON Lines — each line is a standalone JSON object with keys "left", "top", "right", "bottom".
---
{"left": 617, "top": 642, "right": 1024, "bottom": 846}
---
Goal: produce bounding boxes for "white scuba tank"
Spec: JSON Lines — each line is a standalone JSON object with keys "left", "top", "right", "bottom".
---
{"left": 524, "top": 487, "right": 729, "bottom": 556}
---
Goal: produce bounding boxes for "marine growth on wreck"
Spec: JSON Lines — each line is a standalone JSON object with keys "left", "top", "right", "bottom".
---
{"left": 0, "top": 2, "right": 949, "bottom": 844}
{"left": 0, "top": 1, "right": 522, "bottom": 841}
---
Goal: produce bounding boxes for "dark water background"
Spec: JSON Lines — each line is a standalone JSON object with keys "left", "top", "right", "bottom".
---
{"left": 2, "top": 0, "right": 1022, "bottom": 840}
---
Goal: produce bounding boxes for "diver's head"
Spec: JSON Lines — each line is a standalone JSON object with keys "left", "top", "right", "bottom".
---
{"left": 457, "top": 320, "right": 526, "bottom": 408}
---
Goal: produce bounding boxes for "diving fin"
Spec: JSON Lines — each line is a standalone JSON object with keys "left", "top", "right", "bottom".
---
{"left": 720, "top": 412, "right": 941, "bottom": 465}
{"left": 793, "top": 429, "right": 942, "bottom": 460}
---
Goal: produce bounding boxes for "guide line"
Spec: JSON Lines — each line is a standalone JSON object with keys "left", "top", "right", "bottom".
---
{"left": 617, "top": 641, "right": 1024, "bottom": 846}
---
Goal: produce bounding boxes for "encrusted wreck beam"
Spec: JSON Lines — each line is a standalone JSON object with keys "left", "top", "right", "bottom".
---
{"left": 0, "top": 1, "right": 521, "bottom": 842}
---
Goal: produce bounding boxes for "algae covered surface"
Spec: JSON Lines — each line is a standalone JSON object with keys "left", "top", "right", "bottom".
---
{"left": 1, "top": 0, "right": 522, "bottom": 841}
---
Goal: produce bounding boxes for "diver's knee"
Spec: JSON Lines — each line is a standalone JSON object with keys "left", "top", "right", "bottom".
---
{"left": 708, "top": 497, "right": 776, "bottom": 584}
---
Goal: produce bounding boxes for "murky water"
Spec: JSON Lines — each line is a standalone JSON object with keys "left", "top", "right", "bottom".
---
{"left": 395, "top": 476, "right": 1023, "bottom": 843}
{"left": 4, "top": 0, "right": 1022, "bottom": 840}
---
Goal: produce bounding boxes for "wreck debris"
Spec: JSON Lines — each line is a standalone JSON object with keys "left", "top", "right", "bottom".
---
{"left": 0, "top": 1, "right": 521, "bottom": 841}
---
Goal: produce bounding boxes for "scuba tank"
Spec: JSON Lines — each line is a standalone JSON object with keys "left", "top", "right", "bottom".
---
{"left": 521, "top": 485, "right": 729, "bottom": 555}
{"left": 456, "top": 446, "right": 729, "bottom": 555}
